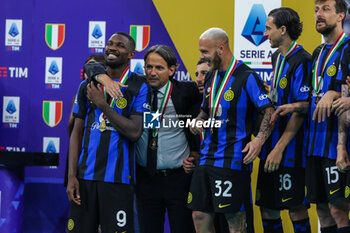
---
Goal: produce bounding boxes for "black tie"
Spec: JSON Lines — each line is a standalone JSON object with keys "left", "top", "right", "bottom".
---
{"left": 146, "top": 89, "right": 158, "bottom": 176}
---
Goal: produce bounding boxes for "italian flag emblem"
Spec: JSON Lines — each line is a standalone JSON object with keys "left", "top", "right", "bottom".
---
{"left": 45, "top": 24, "right": 65, "bottom": 50}
{"left": 130, "top": 25, "right": 150, "bottom": 52}
{"left": 42, "top": 101, "right": 63, "bottom": 127}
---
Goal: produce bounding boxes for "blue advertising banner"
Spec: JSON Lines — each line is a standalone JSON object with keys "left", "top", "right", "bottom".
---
{"left": 1, "top": 0, "right": 189, "bottom": 231}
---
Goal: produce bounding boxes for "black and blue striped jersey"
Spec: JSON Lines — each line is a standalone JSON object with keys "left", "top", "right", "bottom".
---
{"left": 73, "top": 72, "right": 150, "bottom": 184}
{"left": 199, "top": 61, "right": 272, "bottom": 171}
{"left": 307, "top": 36, "right": 350, "bottom": 159}
{"left": 260, "top": 46, "right": 311, "bottom": 168}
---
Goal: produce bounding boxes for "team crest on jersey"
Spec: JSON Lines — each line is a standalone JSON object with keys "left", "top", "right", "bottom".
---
{"left": 116, "top": 98, "right": 127, "bottom": 109}
{"left": 327, "top": 64, "right": 336, "bottom": 77}
{"left": 279, "top": 77, "right": 287, "bottom": 89}
{"left": 45, "top": 24, "right": 65, "bottom": 50}
{"left": 187, "top": 192, "right": 192, "bottom": 204}
{"left": 224, "top": 90, "right": 234, "bottom": 101}
{"left": 207, "top": 87, "right": 211, "bottom": 93}
{"left": 345, "top": 186, "right": 350, "bottom": 199}
{"left": 67, "top": 219, "right": 74, "bottom": 231}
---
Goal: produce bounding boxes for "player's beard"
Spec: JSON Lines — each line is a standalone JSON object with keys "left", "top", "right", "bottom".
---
{"left": 316, "top": 20, "right": 336, "bottom": 36}
{"left": 210, "top": 52, "right": 221, "bottom": 71}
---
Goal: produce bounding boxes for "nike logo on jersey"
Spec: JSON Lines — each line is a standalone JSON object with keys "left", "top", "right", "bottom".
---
{"left": 218, "top": 203, "right": 231, "bottom": 208}
{"left": 281, "top": 197, "right": 292, "bottom": 203}
{"left": 329, "top": 188, "right": 340, "bottom": 195}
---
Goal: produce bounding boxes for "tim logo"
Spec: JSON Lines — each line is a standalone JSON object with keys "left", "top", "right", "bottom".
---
{"left": 143, "top": 111, "right": 161, "bottom": 129}
{"left": 0, "top": 67, "right": 28, "bottom": 78}
{"left": 242, "top": 4, "right": 268, "bottom": 46}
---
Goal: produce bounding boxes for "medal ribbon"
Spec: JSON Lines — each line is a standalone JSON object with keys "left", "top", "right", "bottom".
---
{"left": 272, "top": 41, "right": 298, "bottom": 91}
{"left": 209, "top": 56, "right": 238, "bottom": 121}
{"left": 152, "top": 80, "right": 173, "bottom": 137}
{"left": 103, "top": 66, "right": 130, "bottom": 108}
{"left": 312, "top": 31, "right": 346, "bottom": 93}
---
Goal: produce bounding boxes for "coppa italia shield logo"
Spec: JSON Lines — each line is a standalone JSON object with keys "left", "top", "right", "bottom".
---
{"left": 42, "top": 101, "right": 62, "bottom": 127}
{"left": 130, "top": 25, "right": 150, "bottom": 52}
{"left": 241, "top": 4, "right": 268, "bottom": 46}
{"left": 45, "top": 24, "right": 65, "bottom": 50}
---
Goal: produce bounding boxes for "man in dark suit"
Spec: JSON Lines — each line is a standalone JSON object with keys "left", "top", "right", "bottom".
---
{"left": 135, "top": 45, "right": 202, "bottom": 233}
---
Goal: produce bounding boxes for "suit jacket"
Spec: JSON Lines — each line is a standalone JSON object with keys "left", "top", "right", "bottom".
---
{"left": 169, "top": 78, "right": 202, "bottom": 152}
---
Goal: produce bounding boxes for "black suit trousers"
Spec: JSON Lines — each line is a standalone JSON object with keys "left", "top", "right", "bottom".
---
{"left": 135, "top": 165, "right": 195, "bottom": 233}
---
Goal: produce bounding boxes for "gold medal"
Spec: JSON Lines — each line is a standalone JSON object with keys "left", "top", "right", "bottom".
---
{"left": 99, "top": 119, "right": 106, "bottom": 132}
{"left": 315, "top": 96, "right": 320, "bottom": 106}
{"left": 149, "top": 135, "right": 158, "bottom": 150}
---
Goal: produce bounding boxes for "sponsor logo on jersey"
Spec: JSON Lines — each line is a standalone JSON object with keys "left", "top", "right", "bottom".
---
{"left": 329, "top": 188, "right": 340, "bottom": 195}
{"left": 281, "top": 197, "right": 292, "bottom": 203}
{"left": 218, "top": 203, "right": 231, "bottom": 208}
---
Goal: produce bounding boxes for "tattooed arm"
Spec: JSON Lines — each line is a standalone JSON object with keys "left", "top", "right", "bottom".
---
{"left": 337, "top": 84, "right": 350, "bottom": 172}
{"left": 243, "top": 106, "right": 274, "bottom": 164}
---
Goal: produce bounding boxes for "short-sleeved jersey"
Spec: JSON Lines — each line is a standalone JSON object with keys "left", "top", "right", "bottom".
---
{"left": 307, "top": 36, "right": 350, "bottom": 159}
{"left": 199, "top": 61, "right": 273, "bottom": 171}
{"left": 260, "top": 46, "right": 312, "bottom": 168}
{"left": 73, "top": 72, "right": 150, "bottom": 184}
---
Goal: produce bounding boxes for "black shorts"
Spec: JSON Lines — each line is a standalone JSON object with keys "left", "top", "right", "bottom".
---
{"left": 306, "top": 156, "right": 349, "bottom": 203}
{"left": 187, "top": 165, "right": 252, "bottom": 213}
{"left": 255, "top": 160, "right": 309, "bottom": 210}
{"left": 67, "top": 179, "right": 134, "bottom": 233}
